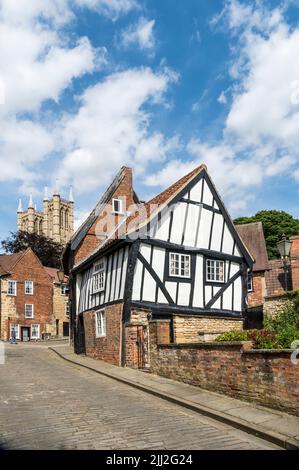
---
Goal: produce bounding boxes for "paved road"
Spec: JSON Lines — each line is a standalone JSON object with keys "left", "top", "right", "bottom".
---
{"left": 0, "top": 343, "right": 280, "bottom": 450}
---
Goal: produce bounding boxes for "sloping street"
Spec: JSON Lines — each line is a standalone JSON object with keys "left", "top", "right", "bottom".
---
{"left": 0, "top": 342, "right": 280, "bottom": 450}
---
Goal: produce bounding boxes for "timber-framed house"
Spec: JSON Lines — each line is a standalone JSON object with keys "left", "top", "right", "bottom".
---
{"left": 63, "top": 165, "right": 253, "bottom": 367}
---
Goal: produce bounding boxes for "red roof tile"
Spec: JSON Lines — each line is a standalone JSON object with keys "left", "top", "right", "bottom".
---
{"left": 235, "top": 222, "right": 269, "bottom": 272}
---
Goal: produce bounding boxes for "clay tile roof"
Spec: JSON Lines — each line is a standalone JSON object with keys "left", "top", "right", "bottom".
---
{"left": 235, "top": 222, "right": 269, "bottom": 272}
{"left": 147, "top": 164, "right": 206, "bottom": 208}
{"left": 44, "top": 266, "right": 68, "bottom": 283}
{"left": 73, "top": 164, "right": 207, "bottom": 269}
{"left": 0, "top": 251, "right": 26, "bottom": 276}
{"left": 265, "top": 259, "right": 292, "bottom": 295}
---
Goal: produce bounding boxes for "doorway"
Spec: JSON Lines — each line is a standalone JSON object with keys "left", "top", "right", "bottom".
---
{"left": 21, "top": 327, "right": 30, "bottom": 342}
{"left": 63, "top": 322, "right": 69, "bottom": 337}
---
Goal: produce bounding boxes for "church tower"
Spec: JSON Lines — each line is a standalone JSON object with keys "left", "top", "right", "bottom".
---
{"left": 17, "top": 185, "right": 74, "bottom": 246}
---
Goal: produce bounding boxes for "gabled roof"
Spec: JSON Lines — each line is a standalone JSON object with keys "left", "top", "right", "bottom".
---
{"left": 70, "top": 166, "right": 137, "bottom": 251}
{"left": 235, "top": 222, "right": 269, "bottom": 272}
{"left": 44, "top": 266, "right": 69, "bottom": 284}
{"left": 73, "top": 163, "right": 253, "bottom": 271}
{"left": 0, "top": 251, "right": 27, "bottom": 276}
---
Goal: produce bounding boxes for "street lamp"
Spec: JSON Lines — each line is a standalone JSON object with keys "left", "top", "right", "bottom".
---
{"left": 57, "top": 268, "right": 65, "bottom": 284}
{"left": 277, "top": 234, "right": 292, "bottom": 291}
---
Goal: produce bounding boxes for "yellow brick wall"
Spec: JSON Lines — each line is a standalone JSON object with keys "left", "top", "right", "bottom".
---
{"left": 0, "top": 279, "right": 18, "bottom": 340}
{"left": 173, "top": 315, "right": 243, "bottom": 343}
{"left": 52, "top": 284, "right": 69, "bottom": 337}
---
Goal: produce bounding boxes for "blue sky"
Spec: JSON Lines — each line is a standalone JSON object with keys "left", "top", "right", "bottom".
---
{"left": 1, "top": 0, "right": 299, "bottom": 243}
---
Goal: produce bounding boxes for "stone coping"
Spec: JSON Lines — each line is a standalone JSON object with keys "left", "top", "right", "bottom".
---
{"left": 157, "top": 341, "right": 247, "bottom": 349}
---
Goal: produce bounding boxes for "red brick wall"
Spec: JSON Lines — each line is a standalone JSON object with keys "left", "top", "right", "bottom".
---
{"left": 83, "top": 303, "right": 123, "bottom": 366}
{"left": 3, "top": 250, "right": 53, "bottom": 340}
{"left": 75, "top": 168, "right": 136, "bottom": 264}
{"left": 247, "top": 272, "right": 265, "bottom": 307}
{"left": 149, "top": 332, "right": 299, "bottom": 415}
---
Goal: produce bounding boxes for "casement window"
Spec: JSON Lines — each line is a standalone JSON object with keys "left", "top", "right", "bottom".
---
{"left": 247, "top": 273, "right": 253, "bottom": 292}
{"left": 95, "top": 309, "right": 106, "bottom": 338}
{"left": 10, "top": 324, "right": 20, "bottom": 340}
{"left": 65, "top": 302, "right": 70, "bottom": 318}
{"left": 206, "top": 259, "right": 225, "bottom": 283}
{"left": 25, "top": 280, "right": 33, "bottom": 295}
{"left": 112, "top": 198, "right": 123, "bottom": 215}
{"left": 61, "top": 284, "right": 69, "bottom": 296}
{"left": 169, "top": 253, "right": 191, "bottom": 278}
{"left": 7, "top": 280, "right": 17, "bottom": 296}
{"left": 31, "top": 324, "right": 40, "bottom": 340}
{"left": 25, "top": 304, "right": 34, "bottom": 319}
{"left": 92, "top": 260, "right": 106, "bottom": 293}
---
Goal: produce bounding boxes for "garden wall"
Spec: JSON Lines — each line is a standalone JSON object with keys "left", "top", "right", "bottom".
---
{"left": 149, "top": 321, "right": 299, "bottom": 415}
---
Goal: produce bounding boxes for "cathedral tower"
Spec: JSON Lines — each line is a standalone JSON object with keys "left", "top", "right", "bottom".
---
{"left": 17, "top": 185, "right": 74, "bottom": 246}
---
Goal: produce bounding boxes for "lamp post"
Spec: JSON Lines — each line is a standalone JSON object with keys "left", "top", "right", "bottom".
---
{"left": 57, "top": 268, "right": 65, "bottom": 284}
{"left": 277, "top": 234, "right": 292, "bottom": 291}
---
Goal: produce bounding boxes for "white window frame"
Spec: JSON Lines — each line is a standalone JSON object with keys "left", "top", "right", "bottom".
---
{"left": 247, "top": 273, "right": 253, "bottom": 292}
{"left": 206, "top": 259, "right": 225, "bottom": 283}
{"left": 61, "top": 284, "right": 68, "bottom": 296}
{"left": 92, "top": 260, "right": 106, "bottom": 293}
{"left": 10, "top": 324, "right": 20, "bottom": 340}
{"left": 95, "top": 309, "right": 106, "bottom": 338}
{"left": 7, "top": 280, "right": 17, "bottom": 296}
{"left": 169, "top": 252, "right": 191, "bottom": 278}
{"left": 31, "top": 324, "right": 40, "bottom": 340}
{"left": 112, "top": 198, "right": 123, "bottom": 215}
{"left": 24, "top": 280, "right": 34, "bottom": 295}
{"left": 65, "top": 302, "right": 70, "bottom": 318}
{"left": 25, "top": 304, "right": 34, "bottom": 319}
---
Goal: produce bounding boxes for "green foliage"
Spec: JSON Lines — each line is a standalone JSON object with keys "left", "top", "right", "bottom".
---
{"left": 215, "top": 331, "right": 248, "bottom": 342}
{"left": 216, "top": 295, "right": 299, "bottom": 349}
{"left": 1, "top": 231, "right": 63, "bottom": 268}
{"left": 247, "top": 329, "right": 282, "bottom": 349}
{"left": 234, "top": 210, "right": 299, "bottom": 259}
{"left": 264, "top": 298, "right": 299, "bottom": 348}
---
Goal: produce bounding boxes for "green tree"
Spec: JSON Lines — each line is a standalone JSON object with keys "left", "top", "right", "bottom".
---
{"left": 234, "top": 210, "right": 299, "bottom": 259}
{"left": 1, "top": 231, "right": 63, "bottom": 268}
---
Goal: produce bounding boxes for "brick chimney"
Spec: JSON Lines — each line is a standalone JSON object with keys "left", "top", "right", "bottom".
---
{"left": 290, "top": 236, "right": 299, "bottom": 289}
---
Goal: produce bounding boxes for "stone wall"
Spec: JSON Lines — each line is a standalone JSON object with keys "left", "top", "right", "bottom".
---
{"left": 149, "top": 321, "right": 299, "bottom": 415}
{"left": 264, "top": 294, "right": 291, "bottom": 317}
{"left": 83, "top": 303, "right": 123, "bottom": 366}
{"left": 52, "top": 284, "right": 69, "bottom": 337}
{"left": 173, "top": 315, "right": 243, "bottom": 343}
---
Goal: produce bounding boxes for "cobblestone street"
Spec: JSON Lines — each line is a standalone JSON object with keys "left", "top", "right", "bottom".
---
{"left": 0, "top": 343, "right": 280, "bottom": 450}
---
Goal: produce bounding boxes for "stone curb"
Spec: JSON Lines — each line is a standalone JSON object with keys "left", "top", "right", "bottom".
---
{"left": 49, "top": 347, "right": 298, "bottom": 450}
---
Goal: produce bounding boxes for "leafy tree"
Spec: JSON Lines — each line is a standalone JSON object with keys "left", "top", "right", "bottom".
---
{"left": 1, "top": 231, "right": 63, "bottom": 268}
{"left": 234, "top": 210, "right": 299, "bottom": 259}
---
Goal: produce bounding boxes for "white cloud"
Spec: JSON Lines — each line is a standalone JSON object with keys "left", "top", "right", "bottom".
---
{"left": 0, "top": 0, "right": 107, "bottom": 191}
{"left": 57, "top": 67, "right": 178, "bottom": 192}
{"left": 120, "top": 17, "right": 156, "bottom": 52}
{"left": 217, "top": 91, "right": 227, "bottom": 104}
{"left": 75, "top": 0, "right": 137, "bottom": 19}
{"left": 147, "top": 0, "right": 299, "bottom": 216}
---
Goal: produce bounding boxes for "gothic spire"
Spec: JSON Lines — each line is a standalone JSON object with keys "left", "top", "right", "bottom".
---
{"left": 28, "top": 194, "right": 34, "bottom": 209}
{"left": 69, "top": 185, "right": 74, "bottom": 203}
{"left": 43, "top": 185, "right": 49, "bottom": 201}
{"left": 17, "top": 198, "right": 23, "bottom": 213}
{"left": 53, "top": 178, "right": 59, "bottom": 196}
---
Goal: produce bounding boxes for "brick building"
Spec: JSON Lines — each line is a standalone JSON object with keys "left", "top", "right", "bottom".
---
{"left": 64, "top": 165, "right": 253, "bottom": 367}
{"left": 0, "top": 248, "right": 69, "bottom": 341}
{"left": 235, "top": 222, "right": 269, "bottom": 307}
{"left": 45, "top": 267, "right": 70, "bottom": 338}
